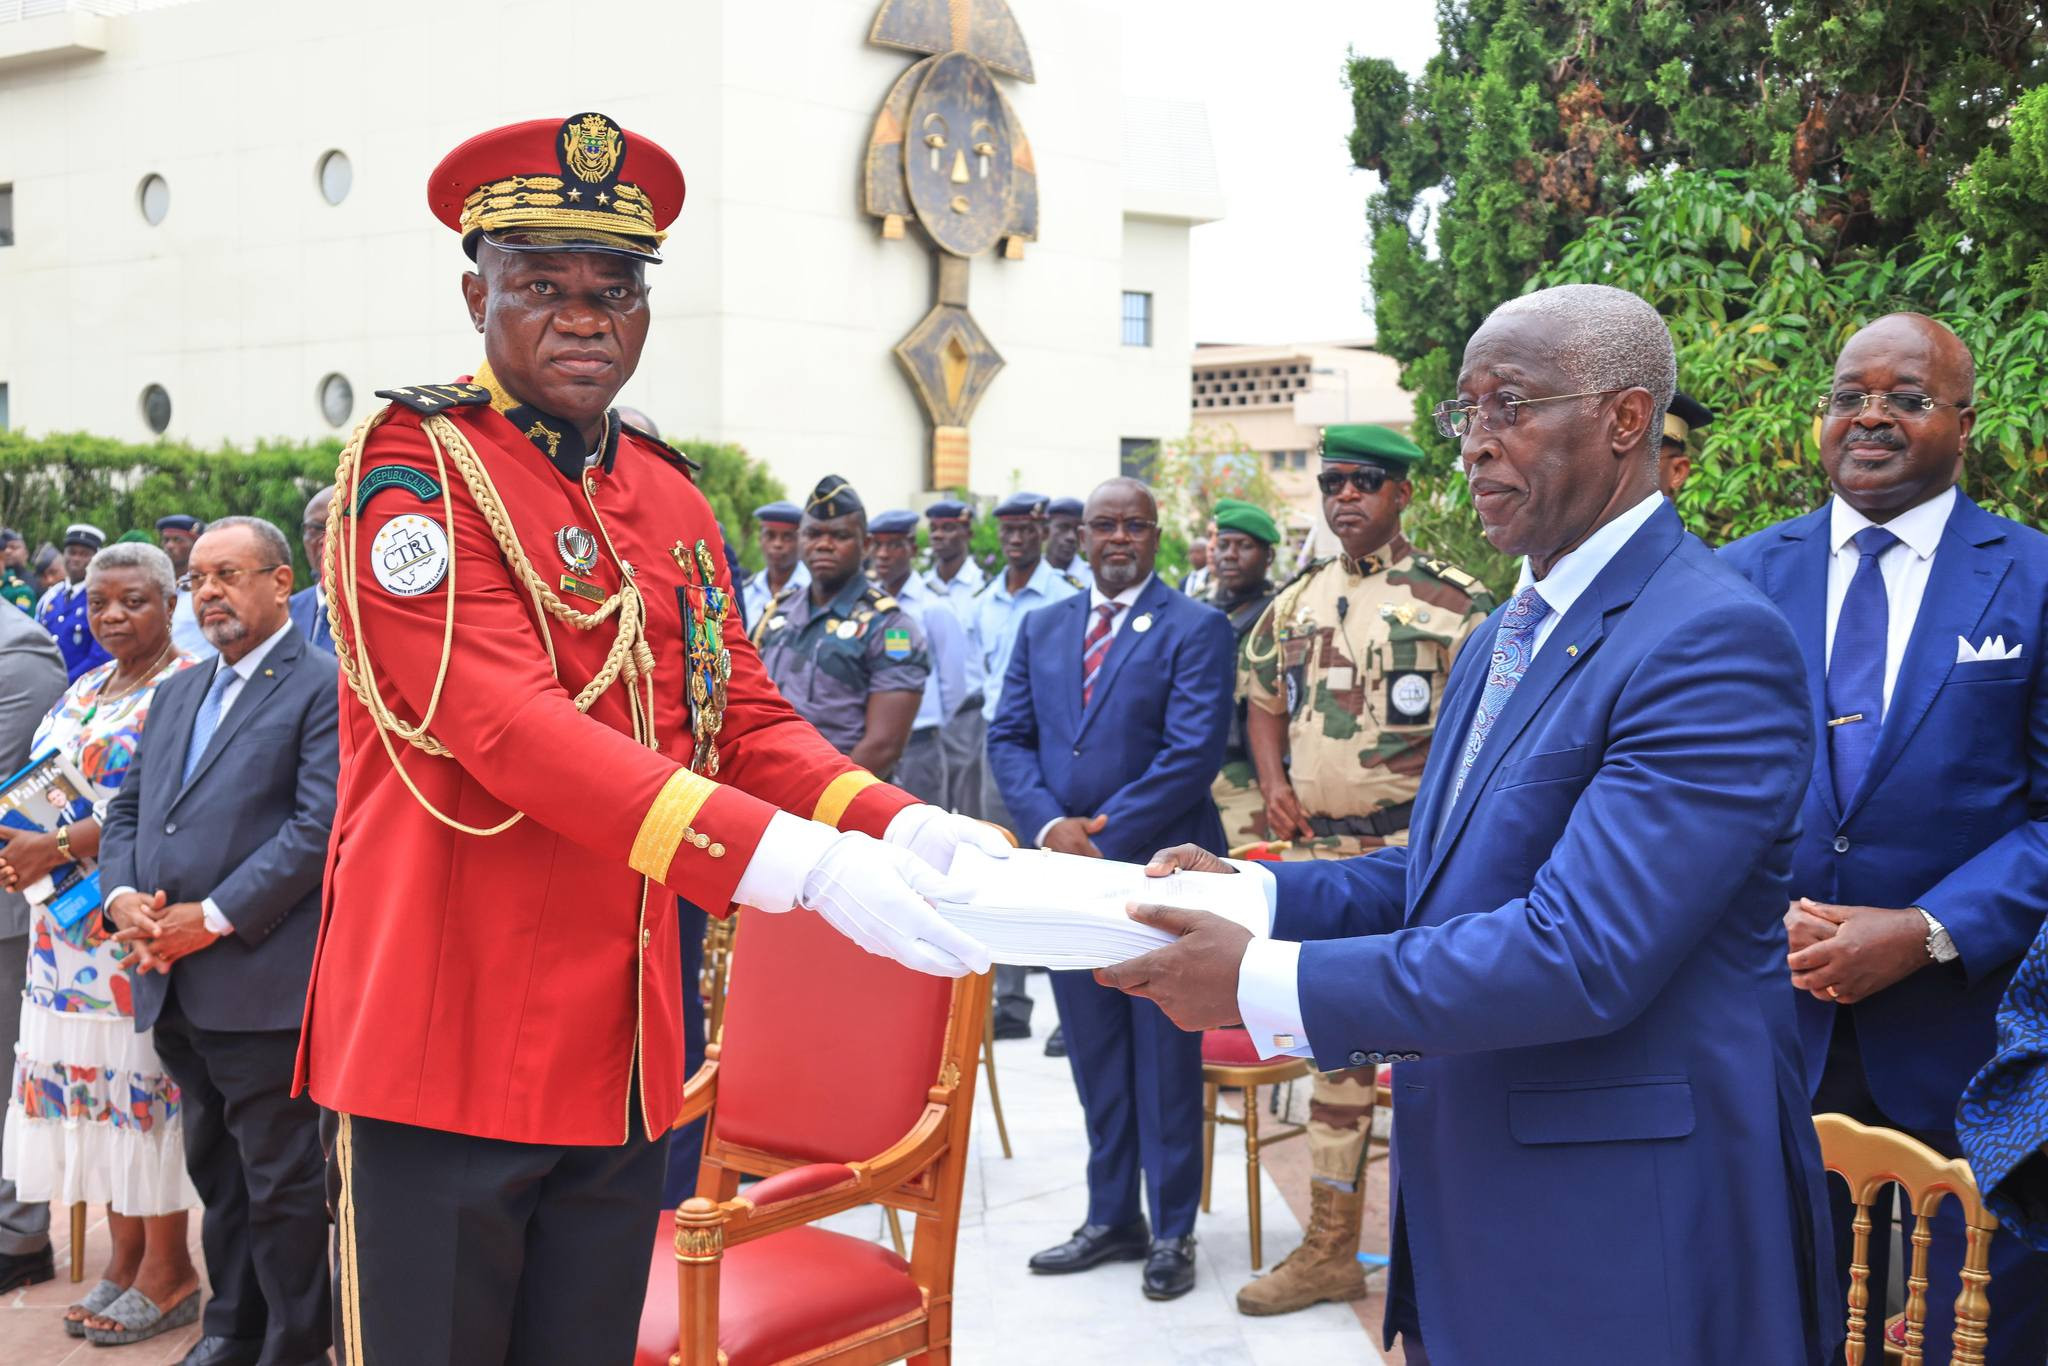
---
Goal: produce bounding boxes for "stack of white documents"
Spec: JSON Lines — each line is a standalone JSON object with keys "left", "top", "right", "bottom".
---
{"left": 932, "top": 847, "right": 1270, "bottom": 969}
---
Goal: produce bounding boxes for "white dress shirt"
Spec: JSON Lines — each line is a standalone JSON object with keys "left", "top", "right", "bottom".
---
{"left": 106, "top": 619, "right": 298, "bottom": 937}
{"left": 1824, "top": 484, "right": 1954, "bottom": 710}
{"left": 1237, "top": 491, "right": 1669, "bottom": 1059}
{"left": 1033, "top": 575, "right": 1152, "bottom": 847}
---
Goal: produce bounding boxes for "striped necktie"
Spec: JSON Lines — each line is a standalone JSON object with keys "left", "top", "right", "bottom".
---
{"left": 1082, "top": 601, "right": 1122, "bottom": 707}
{"left": 1448, "top": 585, "right": 1553, "bottom": 808}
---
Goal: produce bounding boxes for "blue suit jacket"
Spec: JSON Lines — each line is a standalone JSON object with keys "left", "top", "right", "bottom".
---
{"left": 986, "top": 577, "right": 1234, "bottom": 861}
{"left": 1959, "top": 918, "right": 2048, "bottom": 1250}
{"left": 1269, "top": 505, "right": 1834, "bottom": 1364}
{"left": 289, "top": 586, "right": 334, "bottom": 654}
{"left": 100, "top": 631, "right": 340, "bottom": 1033}
{"left": 1721, "top": 493, "right": 2048, "bottom": 1133}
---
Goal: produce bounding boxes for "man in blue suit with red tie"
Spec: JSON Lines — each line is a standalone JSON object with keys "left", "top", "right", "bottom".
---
{"left": 1099, "top": 285, "right": 1836, "bottom": 1364}
{"left": 987, "top": 476, "right": 1235, "bottom": 1302}
{"left": 1720, "top": 313, "right": 2048, "bottom": 1365}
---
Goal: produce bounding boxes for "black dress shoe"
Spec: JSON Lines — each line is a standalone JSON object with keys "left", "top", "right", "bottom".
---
{"left": 1043, "top": 1025, "right": 1066, "bottom": 1057}
{"left": 179, "top": 1336, "right": 265, "bottom": 1366}
{"left": 1028, "top": 1219, "right": 1151, "bottom": 1274}
{"left": 991, "top": 1018, "right": 1031, "bottom": 1041}
{"left": 0, "top": 1245, "right": 53, "bottom": 1292}
{"left": 1142, "top": 1235, "right": 1197, "bottom": 1301}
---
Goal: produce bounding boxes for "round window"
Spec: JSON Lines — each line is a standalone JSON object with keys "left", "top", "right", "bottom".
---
{"left": 141, "top": 384, "right": 172, "bottom": 434}
{"left": 317, "top": 149, "right": 353, "bottom": 206}
{"left": 318, "top": 373, "right": 354, "bottom": 428}
{"left": 138, "top": 174, "right": 170, "bottom": 226}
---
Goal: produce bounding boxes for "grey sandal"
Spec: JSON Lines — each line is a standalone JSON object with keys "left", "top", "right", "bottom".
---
{"left": 65, "top": 1279, "right": 125, "bottom": 1338}
{"left": 82, "top": 1284, "right": 200, "bottom": 1346}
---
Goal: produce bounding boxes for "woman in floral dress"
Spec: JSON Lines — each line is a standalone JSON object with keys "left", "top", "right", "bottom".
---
{"left": 0, "top": 542, "right": 201, "bottom": 1344}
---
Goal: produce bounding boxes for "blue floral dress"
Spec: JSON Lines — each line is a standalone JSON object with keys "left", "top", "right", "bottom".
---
{"left": 1, "top": 652, "right": 200, "bottom": 1214}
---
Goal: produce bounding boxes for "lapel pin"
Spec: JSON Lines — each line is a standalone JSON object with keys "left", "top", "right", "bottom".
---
{"left": 263, "top": 668, "right": 275, "bottom": 677}
{"left": 1132, "top": 613, "right": 1154, "bottom": 633}
{"left": 1564, "top": 644, "right": 1579, "bottom": 657}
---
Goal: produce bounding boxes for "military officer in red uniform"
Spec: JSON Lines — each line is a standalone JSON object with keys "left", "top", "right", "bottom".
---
{"left": 293, "top": 112, "right": 1004, "bottom": 1366}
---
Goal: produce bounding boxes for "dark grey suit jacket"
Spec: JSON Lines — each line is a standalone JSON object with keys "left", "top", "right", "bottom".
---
{"left": 0, "top": 608, "right": 68, "bottom": 939}
{"left": 101, "top": 628, "right": 339, "bottom": 1032}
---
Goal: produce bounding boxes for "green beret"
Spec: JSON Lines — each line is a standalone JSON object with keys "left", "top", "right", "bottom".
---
{"left": 1320, "top": 423, "right": 1423, "bottom": 472}
{"left": 804, "top": 475, "right": 865, "bottom": 521}
{"left": 1212, "top": 498, "right": 1279, "bottom": 546}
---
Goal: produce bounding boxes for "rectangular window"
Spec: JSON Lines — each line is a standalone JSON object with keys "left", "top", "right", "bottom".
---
{"left": 1268, "top": 451, "right": 1285, "bottom": 471}
{"left": 0, "top": 383, "right": 9, "bottom": 430}
{"left": 1290, "top": 450, "right": 1308, "bottom": 470}
{"left": 1119, "top": 437, "right": 1155, "bottom": 479}
{"left": 0, "top": 185, "right": 12, "bottom": 248}
{"left": 1121, "top": 291, "right": 1153, "bottom": 347}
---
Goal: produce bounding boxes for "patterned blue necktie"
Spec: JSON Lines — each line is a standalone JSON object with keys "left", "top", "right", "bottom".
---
{"left": 1826, "top": 525, "right": 1899, "bottom": 807}
{"left": 1449, "top": 585, "right": 1553, "bottom": 808}
{"left": 182, "top": 665, "right": 237, "bottom": 787}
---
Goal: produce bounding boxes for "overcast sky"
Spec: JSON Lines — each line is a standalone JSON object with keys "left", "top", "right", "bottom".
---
{"left": 1120, "top": 0, "right": 1441, "bottom": 345}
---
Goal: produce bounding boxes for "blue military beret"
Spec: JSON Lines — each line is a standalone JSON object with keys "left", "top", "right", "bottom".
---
{"left": 925, "top": 499, "right": 972, "bottom": 523}
{"left": 869, "top": 509, "right": 919, "bottom": 537}
{"left": 1046, "top": 496, "right": 1084, "bottom": 519}
{"left": 752, "top": 500, "right": 801, "bottom": 526}
{"left": 993, "top": 491, "right": 1049, "bottom": 519}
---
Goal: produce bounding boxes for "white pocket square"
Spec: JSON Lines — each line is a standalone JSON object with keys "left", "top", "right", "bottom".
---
{"left": 1956, "top": 634, "right": 2024, "bottom": 663}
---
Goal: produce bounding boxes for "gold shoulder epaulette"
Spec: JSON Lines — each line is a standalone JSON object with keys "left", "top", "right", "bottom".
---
{"left": 374, "top": 382, "right": 493, "bottom": 415}
{"left": 973, "top": 575, "right": 998, "bottom": 597}
{"left": 1414, "top": 554, "right": 1482, "bottom": 593}
{"left": 1061, "top": 572, "right": 1086, "bottom": 590}
{"left": 867, "top": 589, "right": 900, "bottom": 612}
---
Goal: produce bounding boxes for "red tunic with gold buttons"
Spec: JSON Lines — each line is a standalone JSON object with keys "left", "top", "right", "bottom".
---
{"left": 294, "top": 379, "right": 914, "bottom": 1146}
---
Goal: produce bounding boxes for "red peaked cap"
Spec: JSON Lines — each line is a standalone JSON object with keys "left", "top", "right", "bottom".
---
{"left": 427, "top": 112, "right": 686, "bottom": 263}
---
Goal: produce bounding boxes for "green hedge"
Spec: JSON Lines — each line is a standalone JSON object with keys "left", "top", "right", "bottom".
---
{"left": 0, "top": 429, "right": 791, "bottom": 583}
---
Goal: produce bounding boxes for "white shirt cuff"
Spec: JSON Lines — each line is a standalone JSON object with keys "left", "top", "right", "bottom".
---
{"left": 201, "top": 898, "right": 233, "bottom": 936}
{"left": 104, "top": 884, "right": 138, "bottom": 909}
{"left": 1224, "top": 859, "right": 1279, "bottom": 923}
{"left": 1035, "top": 818, "right": 1059, "bottom": 849}
{"left": 1238, "top": 937, "right": 1313, "bottom": 1059}
{"left": 734, "top": 809, "right": 840, "bottom": 912}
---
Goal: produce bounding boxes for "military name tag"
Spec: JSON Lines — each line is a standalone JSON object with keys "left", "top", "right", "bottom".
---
{"left": 1388, "top": 670, "right": 1432, "bottom": 722}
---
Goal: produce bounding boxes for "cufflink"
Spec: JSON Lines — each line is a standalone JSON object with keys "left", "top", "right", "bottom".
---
{"left": 1273, "top": 1033, "right": 1295, "bottom": 1049}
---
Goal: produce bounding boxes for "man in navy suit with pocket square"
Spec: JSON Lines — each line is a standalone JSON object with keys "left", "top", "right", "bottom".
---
{"left": 987, "top": 476, "right": 1236, "bottom": 1302}
{"left": 1720, "top": 313, "right": 2048, "bottom": 1366}
{"left": 102, "top": 515, "right": 339, "bottom": 1366}
{"left": 1097, "top": 285, "right": 1837, "bottom": 1364}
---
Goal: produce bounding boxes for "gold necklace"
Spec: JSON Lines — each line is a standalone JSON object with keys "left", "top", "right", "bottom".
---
{"left": 83, "top": 640, "right": 179, "bottom": 720}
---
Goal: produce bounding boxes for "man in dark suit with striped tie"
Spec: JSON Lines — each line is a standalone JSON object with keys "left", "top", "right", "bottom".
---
{"left": 987, "top": 477, "right": 1236, "bottom": 1301}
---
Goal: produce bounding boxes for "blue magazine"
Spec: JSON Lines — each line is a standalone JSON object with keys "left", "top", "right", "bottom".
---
{"left": 0, "top": 748, "right": 101, "bottom": 930}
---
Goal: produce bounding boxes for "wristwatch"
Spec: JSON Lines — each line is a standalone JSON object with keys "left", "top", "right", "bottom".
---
{"left": 1914, "top": 906, "right": 1959, "bottom": 964}
{"left": 54, "top": 824, "right": 72, "bottom": 859}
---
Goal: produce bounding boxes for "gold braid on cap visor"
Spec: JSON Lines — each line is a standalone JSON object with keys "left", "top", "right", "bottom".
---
{"left": 459, "top": 176, "right": 664, "bottom": 246}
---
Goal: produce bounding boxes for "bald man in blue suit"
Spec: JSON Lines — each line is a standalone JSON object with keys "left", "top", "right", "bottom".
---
{"left": 1102, "top": 286, "right": 1836, "bottom": 1365}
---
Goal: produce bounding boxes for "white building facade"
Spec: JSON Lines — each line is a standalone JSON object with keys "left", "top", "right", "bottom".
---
{"left": 0, "top": 0, "right": 1219, "bottom": 505}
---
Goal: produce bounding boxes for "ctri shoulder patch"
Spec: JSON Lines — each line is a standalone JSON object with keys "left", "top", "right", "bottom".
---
{"left": 351, "top": 464, "right": 445, "bottom": 517}
{"left": 374, "top": 382, "right": 493, "bottom": 415}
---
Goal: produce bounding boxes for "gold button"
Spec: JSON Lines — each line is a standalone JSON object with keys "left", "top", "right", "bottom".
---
{"left": 641, "top": 928, "right": 651, "bottom": 948}
{"left": 709, "top": 843, "right": 725, "bottom": 859}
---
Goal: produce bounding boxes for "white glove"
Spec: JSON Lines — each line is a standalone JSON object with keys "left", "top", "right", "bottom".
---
{"left": 800, "top": 832, "right": 993, "bottom": 978}
{"left": 884, "top": 803, "right": 1014, "bottom": 876}
{"left": 732, "top": 811, "right": 992, "bottom": 978}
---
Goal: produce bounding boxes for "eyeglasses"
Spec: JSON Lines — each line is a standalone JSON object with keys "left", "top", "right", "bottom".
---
{"left": 1084, "top": 517, "right": 1158, "bottom": 539}
{"left": 1816, "top": 391, "right": 1969, "bottom": 419}
{"left": 1432, "top": 388, "right": 1631, "bottom": 440}
{"left": 1316, "top": 468, "right": 1392, "bottom": 497}
{"left": 177, "top": 565, "right": 284, "bottom": 593}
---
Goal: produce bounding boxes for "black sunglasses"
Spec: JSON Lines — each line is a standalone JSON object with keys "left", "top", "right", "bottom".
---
{"left": 1317, "top": 468, "right": 1392, "bottom": 497}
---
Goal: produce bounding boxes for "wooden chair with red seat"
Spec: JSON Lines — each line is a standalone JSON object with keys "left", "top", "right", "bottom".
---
{"left": 1814, "top": 1111, "right": 2002, "bottom": 1366}
{"left": 1199, "top": 1026, "right": 1311, "bottom": 1269}
{"left": 636, "top": 904, "right": 990, "bottom": 1366}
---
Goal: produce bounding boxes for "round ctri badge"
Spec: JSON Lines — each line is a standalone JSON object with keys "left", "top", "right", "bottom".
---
{"left": 371, "top": 514, "right": 451, "bottom": 596}
{"left": 1389, "top": 671, "right": 1431, "bottom": 720}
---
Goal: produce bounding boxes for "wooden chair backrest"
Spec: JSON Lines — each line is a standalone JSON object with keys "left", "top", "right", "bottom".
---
{"left": 1813, "top": 1112, "right": 2002, "bottom": 1366}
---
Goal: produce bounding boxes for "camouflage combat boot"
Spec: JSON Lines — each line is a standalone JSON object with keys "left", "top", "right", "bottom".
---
{"left": 1234, "top": 1182, "right": 1368, "bottom": 1316}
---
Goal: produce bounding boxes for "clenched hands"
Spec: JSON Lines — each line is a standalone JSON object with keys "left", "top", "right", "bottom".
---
{"left": 1784, "top": 898, "right": 1930, "bottom": 1005}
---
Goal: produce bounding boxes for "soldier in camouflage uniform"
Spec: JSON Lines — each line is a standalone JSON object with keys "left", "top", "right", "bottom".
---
{"left": 1206, "top": 498, "right": 1282, "bottom": 852}
{"left": 1235, "top": 424, "right": 1494, "bottom": 1320}
{"left": 756, "top": 476, "right": 930, "bottom": 783}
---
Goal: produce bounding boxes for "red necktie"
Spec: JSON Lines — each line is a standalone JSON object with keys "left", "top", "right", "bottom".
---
{"left": 1082, "top": 601, "right": 1123, "bottom": 707}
